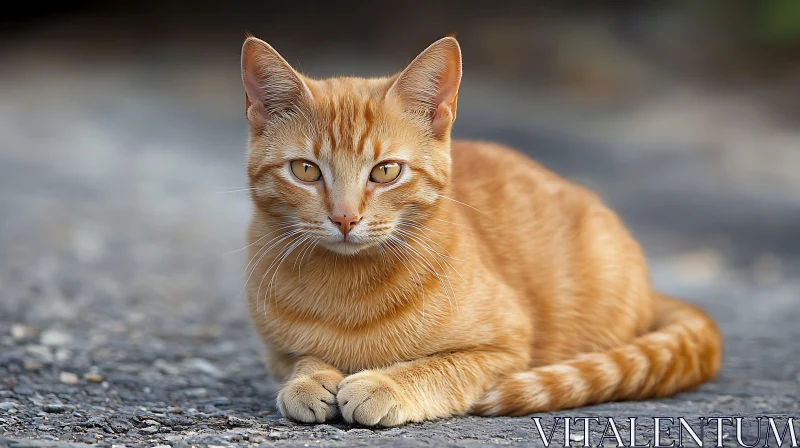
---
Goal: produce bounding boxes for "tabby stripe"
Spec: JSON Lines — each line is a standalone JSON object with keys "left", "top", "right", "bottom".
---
{"left": 250, "top": 162, "right": 285, "bottom": 184}
{"left": 356, "top": 100, "right": 374, "bottom": 156}
{"left": 473, "top": 296, "right": 721, "bottom": 416}
{"left": 312, "top": 138, "right": 322, "bottom": 158}
{"left": 327, "top": 98, "right": 338, "bottom": 153}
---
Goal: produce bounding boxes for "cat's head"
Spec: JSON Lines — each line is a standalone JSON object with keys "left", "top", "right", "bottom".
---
{"left": 241, "top": 36, "right": 461, "bottom": 255}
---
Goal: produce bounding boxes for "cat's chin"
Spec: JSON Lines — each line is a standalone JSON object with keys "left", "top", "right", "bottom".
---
{"left": 322, "top": 240, "right": 374, "bottom": 256}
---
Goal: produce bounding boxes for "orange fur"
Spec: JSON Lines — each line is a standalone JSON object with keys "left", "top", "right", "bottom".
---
{"left": 240, "top": 36, "right": 722, "bottom": 426}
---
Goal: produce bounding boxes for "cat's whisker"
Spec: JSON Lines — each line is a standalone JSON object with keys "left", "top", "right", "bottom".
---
{"left": 427, "top": 217, "right": 463, "bottom": 227}
{"left": 239, "top": 229, "right": 304, "bottom": 303}
{"left": 397, "top": 223, "right": 453, "bottom": 258}
{"left": 390, "top": 233, "right": 454, "bottom": 316}
{"left": 393, "top": 238, "right": 434, "bottom": 327}
{"left": 376, "top": 240, "right": 391, "bottom": 267}
{"left": 385, "top": 238, "right": 426, "bottom": 328}
{"left": 435, "top": 194, "right": 485, "bottom": 215}
{"left": 263, "top": 232, "right": 306, "bottom": 290}
{"left": 394, "top": 226, "right": 462, "bottom": 311}
{"left": 242, "top": 227, "right": 300, "bottom": 285}
{"left": 295, "top": 235, "right": 321, "bottom": 279}
{"left": 258, "top": 232, "right": 306, "bottom": 312}
{"left": 267, "top": 234, "right": 309, "bottom": 301}
{"left": 240, "top": 222, "right": 300, "bottom": 271}
{"left": 393, "top": 233, "right": 457, "bottom": 315}
{"left": 214, "top": 187, "right": 257, "bottom": 194}
{"left": 396, "top": 220, "right": 443, "bottom": 236}
{"left": 399, "top": 219, "right": 468, "bottom": 267}
{"left": 247, "top": 228, "right": 298, "bottom": 315}
{"left": 244, "top": 223, "right": 317, "bottom": 269}
{"left": 242, "top": 230, "right": 302, "bottom": 310}
{"left": 394, "top": 226, "right": 466, "bottom": 282}
{"left": 227, "top": 221, "right": 301, "bottom": 255}
{"left": 397, "top": 219, "right": 460, "bottom": 258}
{"left": 243, "top": 225, "right": 303, "bottom": 277}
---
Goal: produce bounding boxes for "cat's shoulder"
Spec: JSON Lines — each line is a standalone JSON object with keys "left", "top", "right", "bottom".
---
{"left": 451, "top": 140, "right": 560, "bottom": 180}
{"left": 450, "top": 139, "right": 600, "bottom": 203}
{"left": 451, "top": 140, "right": 549, "bottom": 173}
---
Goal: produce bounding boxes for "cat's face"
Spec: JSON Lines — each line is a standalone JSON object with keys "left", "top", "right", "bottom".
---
{"left": 242, "top": 37, "right": 461, "bottom": 255}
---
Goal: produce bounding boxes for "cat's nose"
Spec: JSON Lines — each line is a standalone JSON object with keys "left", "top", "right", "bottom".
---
{"left": 330, "top": 214, "right": 361, "bottom": 236}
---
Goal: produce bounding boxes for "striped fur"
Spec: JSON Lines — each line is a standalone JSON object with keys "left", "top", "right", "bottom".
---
{"left": 473, "top": 294, "right": 722, "bottom": 416}
{"left": 240, "top": 36, "right": 723, "bottom": 427}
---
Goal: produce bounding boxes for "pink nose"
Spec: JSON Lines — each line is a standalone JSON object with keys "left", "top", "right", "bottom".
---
{"left": 330, "top": 214, "right": 361, "bottom": 236}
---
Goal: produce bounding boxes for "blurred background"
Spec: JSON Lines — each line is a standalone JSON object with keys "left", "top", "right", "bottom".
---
{"left": 1, "top": 1, "right": 799, "bottom": 443}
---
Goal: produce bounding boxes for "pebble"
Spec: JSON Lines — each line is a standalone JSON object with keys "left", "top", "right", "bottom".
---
{"left": 0, "top": 402, "right": 21, "bottom": 410}
{"left": 184, "top": 387, "right": 209, "bottom": 398}
{"left": 198, "top": 397, "right": 231, "bottom": 406}
{"left": 55, "top": 348, "right": 71, "bottom": 362}
{"left": 153, "top": 359, "right": 181, "bottom": 375}
{"left": 346, "top": 429, "right": 374, "bottom": 437}
{"left": 43, "top": 404, "right": 68, "bottom": 413}
{"left": 25, "top": 344, "right": 54, "bottom": 363}
{"left": 82, "top": 416, "right": 107, "bottom": 428}
{"left": 110, "top": 419, "right": 133, "bottom": 433}
{"left": 13, "top": 385, "right": 34, "bottom": 395}
{"left": 226, "top": 416, "right": 255, "bottom": 428}
{"left": 84, "top": 372, "right": 104, "bottom": 383}
{"left": 268, "top": 431, "right": 286, "bottom": 439}
{"left": 40, "top": 328, "right": 72, "bottom": 346}
{"left": 140, "top": 425, "right": 160, "bottom": 434}
{"left": 59, "top": 371, "right": 80, "bottom": 385}
{"left": 11, "top": 324, "right": 33, "bottom": 340}
{"left": 183, "top": 358, "right": 223, "bottom": 377}
{"left": 24, "top": 360, "right": 43, "bottom": 370}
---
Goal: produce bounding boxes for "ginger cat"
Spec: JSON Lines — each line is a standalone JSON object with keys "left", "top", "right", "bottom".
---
{"left": 240, "top": 36, "right": 722, "bottom": 427}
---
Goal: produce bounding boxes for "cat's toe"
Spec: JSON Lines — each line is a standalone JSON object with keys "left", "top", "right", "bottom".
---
{"left": 277, "top": 371, "right": 343, "bottom": 423}
{"left": 336, "top": 371, "right": 408, "bottom": 427}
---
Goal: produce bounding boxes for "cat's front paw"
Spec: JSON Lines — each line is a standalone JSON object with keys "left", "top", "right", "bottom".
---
{"left": 277, "top": 370, "right": 343, "bottom": 423}
{"left": 337, "top": 371, "right": 414, "bottom": 427}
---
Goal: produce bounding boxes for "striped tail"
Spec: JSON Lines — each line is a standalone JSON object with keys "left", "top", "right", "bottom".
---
{"left": 473, "top": 293, "right": 722, "bottom": 416}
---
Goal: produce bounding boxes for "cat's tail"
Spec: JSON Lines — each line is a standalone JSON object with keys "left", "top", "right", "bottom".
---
{"left": 472, "top": 293, "right": 722, "bottom": 416}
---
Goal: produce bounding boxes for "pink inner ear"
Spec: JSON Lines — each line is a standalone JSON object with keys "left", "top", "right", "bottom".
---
{"left": 429, "top": 45, "right": 461, "bottom": 138}
{"left": 241, "top": 38, "right": 311, "bottom": 120}
{"left": 433, "top": 52, "right": 461, "bottom": 112}
{"left": 388, "top": 38, "right": 462, "bottom": 139}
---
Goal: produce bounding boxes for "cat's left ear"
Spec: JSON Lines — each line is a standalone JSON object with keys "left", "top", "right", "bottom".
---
{"left": 241, "top": 36, "right": 313, "bottom": 124}
{"left": 387, "top": 37, "right": 462, "bottom": 140}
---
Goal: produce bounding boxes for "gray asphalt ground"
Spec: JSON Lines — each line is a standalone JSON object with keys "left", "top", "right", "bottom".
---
{"left": 1, "top": 40, "right": 799, "bottom": 447}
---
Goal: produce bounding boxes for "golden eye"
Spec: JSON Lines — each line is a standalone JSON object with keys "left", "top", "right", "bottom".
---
{"left": 370, "top": 162, "right": 401, "bottom": 184}
{"left": 290, "top": 160, "right": 322, "bottom": 182}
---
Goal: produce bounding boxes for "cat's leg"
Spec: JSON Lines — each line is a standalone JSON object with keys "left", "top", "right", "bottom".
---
{"left": 336, "top": 350, "right": 525, "bottom": 426}
{"left": 272, "top": 352, "right": 345, "bottom": 423}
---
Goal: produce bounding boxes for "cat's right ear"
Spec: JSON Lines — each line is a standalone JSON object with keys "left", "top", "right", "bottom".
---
{"left": 387, "top": 37, "right": 462, "bottom": 140}
{"left": 241, "top": 37, "right": 313, "bottom": 124}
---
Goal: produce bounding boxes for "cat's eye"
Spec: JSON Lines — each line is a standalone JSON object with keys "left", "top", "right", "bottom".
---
{"left": 290, "top": 160, "right": 322, "bottom": 182}
{"left": 370, "top": 162, "right": 401, "bottom": 184}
